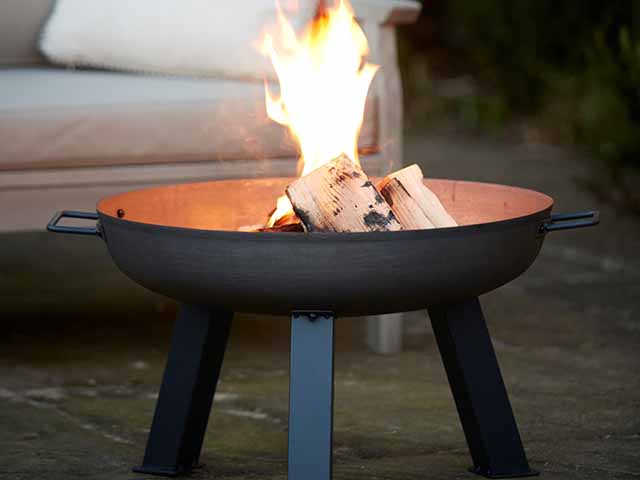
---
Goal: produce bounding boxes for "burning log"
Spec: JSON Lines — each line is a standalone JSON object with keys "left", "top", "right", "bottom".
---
{"left": 258, "top": 222, "right": 305, "bottom": 233}
{"left": 378, "top": 164, "right": 457, "bottom": 229}
{"left": 285, "top": 154, "right": 403, "bottom": 233}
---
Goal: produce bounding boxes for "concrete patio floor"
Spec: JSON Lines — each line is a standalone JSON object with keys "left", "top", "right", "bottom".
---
{"left": 1, "top": 134, "right": 639, "bottom": 479}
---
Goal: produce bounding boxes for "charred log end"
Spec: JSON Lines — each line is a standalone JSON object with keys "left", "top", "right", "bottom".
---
{"left": 291, "top": 207, "right": 315, "bottom": 233}
{"left": 363, "top": 210, "right": 399, "bottom": 231}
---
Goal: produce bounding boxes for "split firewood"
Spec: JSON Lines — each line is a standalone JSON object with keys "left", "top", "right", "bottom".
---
{"left": 378, "top": 177, "right": 435, "bottom": 229}
{"left": 378, "top": 164, "right": 457, "bottom": 229}
{"left": 285, "top": 154, "right": 403, "bottom": 233}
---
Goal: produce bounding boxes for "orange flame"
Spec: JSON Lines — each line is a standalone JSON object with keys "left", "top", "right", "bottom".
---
{"left": 263, "top": 0, "right": 379, "bottom": 226}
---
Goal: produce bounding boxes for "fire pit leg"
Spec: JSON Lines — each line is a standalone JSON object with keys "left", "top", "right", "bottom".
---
{"left": 428, "top": 299, "right": 538, "bottom": 478}
{"left": 134, "top": 304, "right": 232, "bottom": 477}
{"left": 288, "top": 311, "right": 335, "bottom": 480}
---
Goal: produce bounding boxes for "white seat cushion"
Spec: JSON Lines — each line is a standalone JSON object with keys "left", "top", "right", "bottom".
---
{"left": 0, "top": 68, "right": 378, "bottom": 170}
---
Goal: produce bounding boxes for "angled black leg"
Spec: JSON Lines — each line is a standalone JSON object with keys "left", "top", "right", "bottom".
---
{"left": 134, "top": 304, "right": 233, "bottom": 476}
{"left": 428, "top": 299, "right": 538, "bottom": 478}
{"left": 288, "top": 311, "right": 335, "bottom": 480}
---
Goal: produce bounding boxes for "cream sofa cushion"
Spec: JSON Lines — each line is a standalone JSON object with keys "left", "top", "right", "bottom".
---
{"left": 39, "top": 0, "right": 315, "bottom": 80}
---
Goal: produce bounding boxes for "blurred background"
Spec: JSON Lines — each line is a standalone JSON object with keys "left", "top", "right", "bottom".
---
{"left": 399, "top": 0, "right": 640, "bottom": 214}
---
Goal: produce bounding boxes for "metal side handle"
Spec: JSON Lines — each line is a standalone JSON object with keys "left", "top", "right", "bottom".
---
{"left": 47, "top": 210, "right": 101, "bottom": 236}
{"left": 541, "top": 210, "right": 600, "bottom": 233}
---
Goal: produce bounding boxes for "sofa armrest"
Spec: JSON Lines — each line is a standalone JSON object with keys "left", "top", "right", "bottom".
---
{"left": 352, "top": 0, "right": 421, "bottom": 26}
{"left": 348, "top": 0, "right": 419, "bottom": 176}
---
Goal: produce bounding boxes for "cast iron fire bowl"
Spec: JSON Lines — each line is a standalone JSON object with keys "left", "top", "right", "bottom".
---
{"left": 47, "top": 177, "right": 598, "bottom": 479}
{"left": 47, "top": 178, "right": 596, "bottom": 316}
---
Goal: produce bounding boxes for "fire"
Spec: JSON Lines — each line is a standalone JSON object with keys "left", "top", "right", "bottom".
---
{"left": 263, "top": 0, "right": 379, "bottom": 227}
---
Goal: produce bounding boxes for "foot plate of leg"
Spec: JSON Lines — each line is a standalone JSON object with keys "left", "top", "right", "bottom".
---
{"left": 469, "top": 466, "right": 540, "bottom": 478}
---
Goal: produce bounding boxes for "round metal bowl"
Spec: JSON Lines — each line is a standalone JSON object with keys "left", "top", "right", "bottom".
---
{"left": 48, "top": 178, "right": 598, "bottom": 316}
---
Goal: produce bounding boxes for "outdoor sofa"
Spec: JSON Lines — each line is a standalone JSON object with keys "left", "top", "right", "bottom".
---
{"left": 0, "top": 0, "right": 420, "bottom": 352}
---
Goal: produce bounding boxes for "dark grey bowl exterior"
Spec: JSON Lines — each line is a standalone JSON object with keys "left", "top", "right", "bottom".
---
{"left": 97, "top": 208, "right": 550, "bottom": 316}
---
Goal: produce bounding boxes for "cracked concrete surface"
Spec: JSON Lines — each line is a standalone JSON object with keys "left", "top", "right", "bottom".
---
{"left": 1, "top": 134, "right": 639, "bottom": 479}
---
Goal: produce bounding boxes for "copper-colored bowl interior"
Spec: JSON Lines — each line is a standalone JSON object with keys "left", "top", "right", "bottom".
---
{"left": 98, "top": 178, "right": 553, "bottom": 231}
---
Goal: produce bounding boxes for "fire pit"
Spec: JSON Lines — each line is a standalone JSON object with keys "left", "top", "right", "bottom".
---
{"left": 47, "top": 177, "right": 598, "bottom": 478}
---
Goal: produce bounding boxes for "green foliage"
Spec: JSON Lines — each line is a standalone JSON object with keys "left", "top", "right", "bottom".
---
{"left": 578, "top": 29, "right": 640, "bottom": 171}
{"left": 399, "top": 1, "right": 640, "bottom": 210}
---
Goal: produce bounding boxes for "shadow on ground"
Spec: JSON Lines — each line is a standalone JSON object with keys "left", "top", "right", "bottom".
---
{"left": 1, "top": 133, "right": 639, "bottom": 479}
